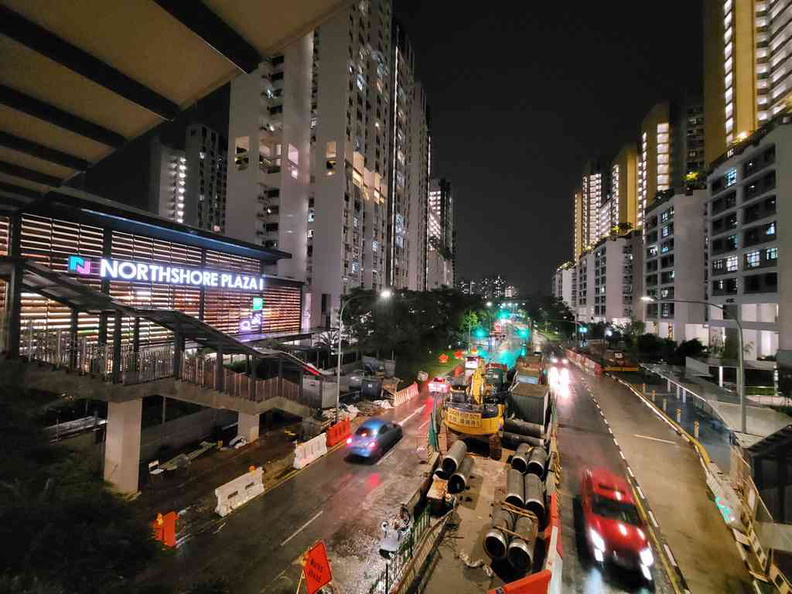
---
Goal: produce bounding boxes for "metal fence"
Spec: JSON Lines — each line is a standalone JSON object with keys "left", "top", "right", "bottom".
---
{"left": 368, "top": 507, "right": 432, "bottom": 594}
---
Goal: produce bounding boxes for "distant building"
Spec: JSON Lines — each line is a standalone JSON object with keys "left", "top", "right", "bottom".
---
{"left": 479, "top": 275, "right": 506, "bottom": 300}
{"left": 552, "top": 262, "right": 576, "bottom": 310}
{"left": 149, "top": 136, "right": 186, "bottom": 225}
{"left": 426, "top": 178, "right": 454, "bottom": 289}
{"left": 185, "top": 124, "right": 228, "bottom": 234}
{"left": 505, "top": 285, "right": 518, "bottom": 298}
{"left": 456, "top": 278, "right": 474, "bottom": 295}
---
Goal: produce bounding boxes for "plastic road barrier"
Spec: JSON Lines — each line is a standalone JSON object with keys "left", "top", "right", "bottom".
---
{"left": 326, "top": 418, "right": 351, "bottom": 447}
{"left": 393, "top": 382, "right": 420, "bottom": 407}
{"left": 294, "top": 432, "right": 328, "bottom": 469}
{"left": 215, "top": 466, "right": 264, "bottom": 517}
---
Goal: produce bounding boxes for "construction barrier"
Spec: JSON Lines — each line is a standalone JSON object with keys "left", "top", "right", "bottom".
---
{"left": 152, "top": 511, "right": 177, "bottom": 547}
{"left": 293, "top": 432, "right": 328, "bottom": 469}
{"left": 326, "top": 418, "right": 352, "bottom": 447}
{"left": 215, "top": 466, "right": 264, "bottom": 517}
{"left": 393, "top": 382, "right": 419, "bottom": 407}
{"left": 565, "top": 349, "right": 603, "bottom": 376}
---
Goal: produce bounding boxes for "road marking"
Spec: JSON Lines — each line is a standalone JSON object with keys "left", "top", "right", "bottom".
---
{"left": 664, "top": 544, "right": 678, "bottom": 566}
{"left": 377, "top": 448, "right": 396, "bottom": 465}
{"left": 618, "top": 450, "right": 626, "bottom": 460}
{"left": 648, "top": 510, "right": 659, "bottom": 527}
{"left": 281, "top": 510, "right": 323, "bottom": 547}
{"left": 627, "top": 467, "right": 635, "bottom": 478}
{"left": 634, "top": 434, "right": 676, "bottom": 445}
{"left": 399, "top": 406, "right": 424, "bottom": 426}
{"left": 418, "top": 419, "right": 429, "bottom": 430}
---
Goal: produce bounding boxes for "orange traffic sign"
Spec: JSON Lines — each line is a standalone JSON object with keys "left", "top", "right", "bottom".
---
{"left": 303, "top": 540, "right": 332, "bottom": 594}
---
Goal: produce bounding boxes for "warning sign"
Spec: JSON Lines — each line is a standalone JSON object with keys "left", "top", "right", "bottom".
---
{"left": 303, "top": 540, "right": 332, "bottom": 594}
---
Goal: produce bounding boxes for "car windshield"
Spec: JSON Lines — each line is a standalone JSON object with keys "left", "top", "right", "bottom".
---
{"left": 592, "top": 495, "right": 640, "bottom": 525}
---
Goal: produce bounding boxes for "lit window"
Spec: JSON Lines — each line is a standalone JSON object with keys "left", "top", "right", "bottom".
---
{"left": 745, "top": 251, "right": 760, "bottom": 268}
{"left": 765, "top": 247, "right": 778, "bottom": 261}
{"left": 726, "top": 256, "right": 738, "bottom": 271}
{"left": 725, "top": 168, "right": 737, "bottom": 187}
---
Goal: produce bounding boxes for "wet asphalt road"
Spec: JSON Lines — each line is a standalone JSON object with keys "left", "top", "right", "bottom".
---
{"left": 144, "top": 396, "right": 434, "bottom": 594}
{"left": 542, "top": 341, "right": 674, "bottom": 594}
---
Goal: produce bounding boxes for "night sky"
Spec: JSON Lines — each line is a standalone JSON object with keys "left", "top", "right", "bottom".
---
{"left": 82, "top": 1, "right": 703, "bottom": 296}
{"left": 394, "top": 0, "right": 703, "bottom": 293}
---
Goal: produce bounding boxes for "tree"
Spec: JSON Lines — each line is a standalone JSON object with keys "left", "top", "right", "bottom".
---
{"left": 0, "top": 387, "right": 159, "bottom": 594}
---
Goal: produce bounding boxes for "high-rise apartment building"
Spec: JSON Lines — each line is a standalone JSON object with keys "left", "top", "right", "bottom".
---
{"left": 185, "top": 124, "right": 228, "bottom": 233}
{"left": 149, "top": 136, "right": 186, "bottom": 225}
{"left": 226, "top": 1, "right": 430, "bottom": 328}
{"left": 552, "top": 262, "right": 576, "bottom": 310}
{"left": 227, "top": 38, "right": 313, "bottom": 283}
{"left": 704, "top": 0, "right": 792, "bottom": 164}
{"left": 427, "top": 178, "right": 454, "bottom": 289}
{"left": 573, "top": 188, "right": 584, "bottom": 258}
{"left": 505, "top": 285, "right": 518, "bottom": 298}
{"left": 610, "top": 142, "right": 639, "bottom": 233}
{"left": 389, "top": 23, "right": 430, "bottom": 291}
{"left": 582, "top": 160, "right": 606, "bottom": 248}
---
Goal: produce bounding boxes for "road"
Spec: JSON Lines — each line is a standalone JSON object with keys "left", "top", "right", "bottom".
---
{"left": 535, "top": 338, "right": 674, "bottom": 594}
{"left": 143, "top": 395, "right": 434, "bottom": 594}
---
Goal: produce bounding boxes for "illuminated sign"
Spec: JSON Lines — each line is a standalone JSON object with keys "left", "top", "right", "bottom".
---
{"left": 239, "top": 313, "right": 263, "bottom": 333}
{"left": 68, "top": 256, "right": 266, "bottom": 292}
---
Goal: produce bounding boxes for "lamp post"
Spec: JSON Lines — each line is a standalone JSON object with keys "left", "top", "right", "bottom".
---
{"left": 336, "top": 288, "right": 393, "bottom": 422}
{"left": 641, "top": 295, "right": 745, "bottom": 433}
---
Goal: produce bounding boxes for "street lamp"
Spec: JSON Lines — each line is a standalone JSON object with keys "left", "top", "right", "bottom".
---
{"left": 486, "top": 301, "right": 493, "bottom": 308}
{"left": 336, "top": 289, "right": 393, "bottom": 422}
{"left": 641, "top": 295, "right": 746, "bottom": 433}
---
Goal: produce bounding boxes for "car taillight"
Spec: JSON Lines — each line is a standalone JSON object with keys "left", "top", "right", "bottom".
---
{"left": 367, "top": 441, "right": 377, "bottom": 449}
{"left": 346, "top": 437, "right": 353, "bottom": 445}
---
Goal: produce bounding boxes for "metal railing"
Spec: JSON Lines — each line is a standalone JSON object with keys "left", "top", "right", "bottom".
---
{"left": 19, "top": 324, "right": 174, "bottom": 384}
{"left": 18, "top": 324, "right": 321, "bottom": 408}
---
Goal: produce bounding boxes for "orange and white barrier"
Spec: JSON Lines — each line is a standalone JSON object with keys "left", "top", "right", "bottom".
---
{"left": 326, "top": 418, "right": 352, "bottom": 447}
{"left": 293, "top": 432, "right": 328, "bottom": 469}
{"left": 215, "top": 466, "right": 264, "bottom": 517}
{"left": 393, "top": 383, "right": 419, "bottom": 407}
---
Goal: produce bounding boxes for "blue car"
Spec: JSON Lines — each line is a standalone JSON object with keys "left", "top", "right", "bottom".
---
{"left": 346, "top": 418, "right": 403, "bottom": 460}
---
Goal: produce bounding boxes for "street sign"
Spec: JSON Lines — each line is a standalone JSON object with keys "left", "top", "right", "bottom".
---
{"left": 303, "top": 541, "right": 332, "bottom": 594}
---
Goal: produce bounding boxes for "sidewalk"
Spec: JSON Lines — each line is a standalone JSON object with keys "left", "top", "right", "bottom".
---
{"left": 581, "top": 372, "right": 753, "bottom": 593}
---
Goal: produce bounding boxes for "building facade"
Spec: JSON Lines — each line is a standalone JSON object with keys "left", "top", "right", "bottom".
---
{"left": 704, "top": 0, "right": 792, "bottom": 164}
{"left": 643, "top": 189, "right": 709, "bottom": 342}
{"left": 185, "top": 124, "right": 228, "bottom": 234}
{"left": 706, "top": 116, "right": 791, "bottom": 361}
{"left": 426, "top": 178, "right": 454, "bottom": 289}
{"left": 552, "top": 262, "right": 576, "bottom": 310}
{"left": 149, "top": 136, "right": 186, "bottom": 225}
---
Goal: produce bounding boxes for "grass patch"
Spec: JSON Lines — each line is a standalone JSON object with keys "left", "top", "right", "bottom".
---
{"left": 395, "top": 349, "right": 461, "bottom": 387}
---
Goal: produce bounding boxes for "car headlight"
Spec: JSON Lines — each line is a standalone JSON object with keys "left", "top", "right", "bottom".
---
{"left": 589, "top": 528, "right": 606, "bottom": 552}
{"left": 640, "top": 547, "right": 654, "bottom": 566}
{"left": 562, "top": 358, "right": 568, "bottom": 364}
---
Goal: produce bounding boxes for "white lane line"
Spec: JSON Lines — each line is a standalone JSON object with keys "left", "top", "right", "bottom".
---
{"left": 627, "top": 467, "right": 635, "bottom": 478}
{"left": 418, "top": 419, "right": 429, "bottom": 430}
{"left": 634, "top": 434, "right": 676, "bottom": 445}
{"left": 399, "top": 406, "right": 423, "bottom": 426}
{"left": 648, "top": 510, "right": 659, "bottom": 527}
{"left": 280, "top": 510, "right": 323, "bottom": 547}
{"left": 377, "top": 448, "right": 396, "bottom": 466}
{"left": 636, "top": 485, "right": 645, "bottom": 499}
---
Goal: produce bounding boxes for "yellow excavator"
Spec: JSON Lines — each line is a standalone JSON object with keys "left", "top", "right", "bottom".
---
{"left": 442, "top": 360, "right": 505, "bottom": 459}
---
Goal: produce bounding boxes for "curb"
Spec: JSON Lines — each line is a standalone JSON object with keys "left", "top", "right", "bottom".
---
{"left": 575, "top": 374, "right": 691, "bottom": 594}
{"left": 608, "top": 373, "right": 768, "bottom": 592}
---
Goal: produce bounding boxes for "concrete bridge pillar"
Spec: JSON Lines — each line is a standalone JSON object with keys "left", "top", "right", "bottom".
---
{"left": 238, "top": 412, "right": 260, "bottom": 443}
{"left": 103, "top": 398, "right": 143, "bottom": 494}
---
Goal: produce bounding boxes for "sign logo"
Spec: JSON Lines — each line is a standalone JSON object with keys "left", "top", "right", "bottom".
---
{"left": 67, "top": 255, "right": 91, "bottom": 275}
{"left": 67, "top": 255, "right": 266, "bottom": 292}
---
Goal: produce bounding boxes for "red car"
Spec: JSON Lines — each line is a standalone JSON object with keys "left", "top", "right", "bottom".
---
{"left": 580, "top": 468, "right": 654, "bottom": 581}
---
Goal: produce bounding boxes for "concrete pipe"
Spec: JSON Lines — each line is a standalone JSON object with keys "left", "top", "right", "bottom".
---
{"left": 526, "top": 447, "right": 548, "bottom": 478}
{"left": 506, "top": 468, "right": 525, "bottom": 508}
{"left": 507, "top": 513, "right": 538, "bottom": 572}
{"left": 434, "top": 467, "right": 449, "bottom": 481}
{"left": 523, "top": 473, "right": 546, "bottom": 527}
{"left": 501, "top": 431, "right": 544, "bottom": 448}
{"left": 449, "top": 456, "right": 474, "bottom": 494}
{"left": 484, "top": 506, "right": 514, "bottom": 560}
{"left": 441, "top": 440, "right": 467, "bottom": 476}
{"left": 504, "top": 418, "right": 544, "bottom": 439}
{"left": 511, "top": 443, "right": 532, "bottom": 474}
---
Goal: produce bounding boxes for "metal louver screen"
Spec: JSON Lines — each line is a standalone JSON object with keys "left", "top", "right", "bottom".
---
{"left": 108, "top": 232, "right": 203, "bottom": 346}
{"left": 204, "top": 284, "right": 301, "bottom": 336}
{"left": 19, "top": 215, "right": 102, "bottom": 337}
{"left": 0, "top": 216, "right": 8, "bottom": 312}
